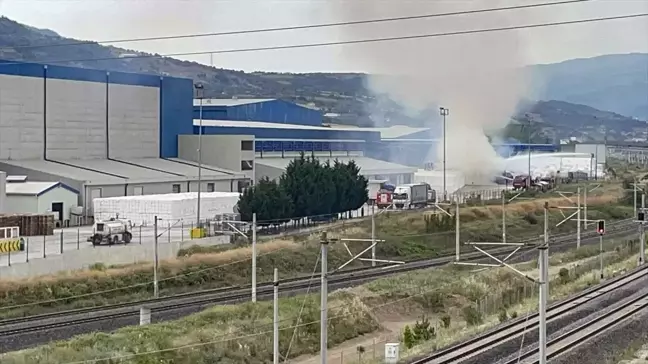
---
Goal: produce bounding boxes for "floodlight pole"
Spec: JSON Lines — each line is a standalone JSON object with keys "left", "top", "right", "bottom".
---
{"left": 440, "top": 107, "right": 449, "bottom": 201}
{"left": 273, "top": 268, "right": 279, "bottom": 364}
{"left": 634, "top": 177, "right": 638, "bottom": 217}
{"left": 194, "top": 83, "right": 204, "bottom": 227}
{"left": 252, "top": 212, "right": 257, "bottom": 303}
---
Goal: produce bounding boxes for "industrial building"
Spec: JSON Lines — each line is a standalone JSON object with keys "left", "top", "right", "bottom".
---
{"left": 191, "top": 98, "right": 419, "bottom": 185}
{"left": 3, "top": 177, "right": 79, "bottom": 224}
{"left": 0, "top": 60, "right": 248, "bottom": 219}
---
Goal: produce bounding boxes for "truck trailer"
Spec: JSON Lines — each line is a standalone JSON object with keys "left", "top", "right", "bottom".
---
{"left": 393, "top": 183, "right": 430, "bottom": 209}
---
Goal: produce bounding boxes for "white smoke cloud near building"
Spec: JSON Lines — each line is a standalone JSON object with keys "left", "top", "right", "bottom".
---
{"left": 326, "top": 0, "right": 543, "bottom": 183}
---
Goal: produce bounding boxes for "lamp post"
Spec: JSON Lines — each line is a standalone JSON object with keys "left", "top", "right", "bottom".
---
{"left": 194, "top": 83, "right": 205, "bottom": 227}
{"left": 439, "top": 107, "right": 449, "bottom": 201}
{"left": 526, "top": 113, "right": 532, "bottom": 189}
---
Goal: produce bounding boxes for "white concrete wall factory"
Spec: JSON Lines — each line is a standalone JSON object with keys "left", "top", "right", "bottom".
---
{"left": 108, "top": 84, "right": 160, "bottom": 159}
{"left": 45, "top": 78, "right": 107, "bottom": 159}
{"left": 0, "top": 74, "right": 45, "bottom": 160}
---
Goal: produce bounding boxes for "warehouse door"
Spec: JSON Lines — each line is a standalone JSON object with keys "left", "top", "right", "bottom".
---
{"left": 133, "top": 186, "right": 144, "bottom": 196}
{"left": 51, "top": 202, "right": 63, "bottom": 221}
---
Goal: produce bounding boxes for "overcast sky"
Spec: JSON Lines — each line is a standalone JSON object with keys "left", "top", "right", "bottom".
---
{"left": 1, "top": 0, "right": 647, "bottom": 73}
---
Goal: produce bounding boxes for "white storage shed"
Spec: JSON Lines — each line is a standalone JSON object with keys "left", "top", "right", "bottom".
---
{"left": 4, "top": 177, "right": 80, "bottom": 223}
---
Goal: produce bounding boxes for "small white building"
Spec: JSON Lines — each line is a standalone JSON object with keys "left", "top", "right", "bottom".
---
{"left": 4, "top": 176, "right": 80, "bottom": 224}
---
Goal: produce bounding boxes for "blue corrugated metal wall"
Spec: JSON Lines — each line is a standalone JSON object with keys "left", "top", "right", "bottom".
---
{"left": 160, "top": 77, "right": 194, "bottom": 158}
{"left": 193, "top": 99, "right": 322, "bottom": 126}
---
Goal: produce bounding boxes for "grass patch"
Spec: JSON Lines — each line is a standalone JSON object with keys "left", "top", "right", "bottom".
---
{"left": 1, "top": 237, "right": 640, "bottom": 364}
{"left": 0, "top": 187, "right": 631, "bottom": 319}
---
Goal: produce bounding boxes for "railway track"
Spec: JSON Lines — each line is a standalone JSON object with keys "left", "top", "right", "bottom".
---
{"left": 409, "top": 263, "right": 648, "bottom": 363}
{"left": 0, "top": 219, "right": 638, "bottom": 342}
{"left": 504, "top": 286, "right": 648, "bottom": 363}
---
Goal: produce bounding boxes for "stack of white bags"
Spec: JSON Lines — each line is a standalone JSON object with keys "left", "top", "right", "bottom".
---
{"left": 93, "top": 192, "right": 240, "bottom": 226}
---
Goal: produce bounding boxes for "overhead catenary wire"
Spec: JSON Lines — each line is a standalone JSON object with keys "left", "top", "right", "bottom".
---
{"left": 0, "top": 11, "right": 646, "bottom": 68}
{"left": 58, "top": 279, "right": 479, "bottom": 364}
{"left": 0, "top": 244, "right": 295, "bottom": 311}
{"left": 3, "top": 0, "right": 590, "bottom": 51}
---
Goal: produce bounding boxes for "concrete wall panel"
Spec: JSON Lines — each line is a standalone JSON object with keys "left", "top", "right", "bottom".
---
{"left": 0, "top": 74, "right": 45, "bottom": 160}
{"left": 108, "top": 83, "right": 160, "bottom": 159}
{"left": 45, "top": 78, "right": 107, "bottom": 160}
{"left": 0, "top": 171, "right": 6, "bottom": 213}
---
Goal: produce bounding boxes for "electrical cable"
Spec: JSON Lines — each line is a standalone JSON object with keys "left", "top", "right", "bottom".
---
{"left": 0, "top": 11, "right": 646, "bottom": 68}
{"left": 57, "top": 279, "right": 471, "bottom": 364}
{"left": 282, "top": 250, "right": 321, "bottom": 362}
{"left": 4, "top": 0, "right": 590, "bottom": 51}
{"left": 0, "top": 244, "right": 294, "bottom": 311}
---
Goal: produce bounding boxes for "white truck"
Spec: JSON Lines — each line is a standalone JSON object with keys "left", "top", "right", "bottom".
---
{"left": 392, "top": 183, "right": 430, "bottom": 209}
{"left": 89, "top": 218, "right": 133, "bottom": 246}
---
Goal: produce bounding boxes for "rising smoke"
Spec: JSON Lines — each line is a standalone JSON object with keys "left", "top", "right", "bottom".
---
{"left": 327, "top": 0, "right": 535, "bottom": 182}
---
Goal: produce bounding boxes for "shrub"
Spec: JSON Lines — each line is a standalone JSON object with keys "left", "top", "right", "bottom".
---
{"left": 462, "top": 306, "right": 483, "bottom": 326}
{"left": 558, "top": 268, "right": 571, "bottom": 284}
{"left": 403, "top": 325, "right": 416, "bottom": 349}
{"left": 510, "top": 311, "right": 519, "bottom": 319}
{"left": 498, "top": 309, "right": 508, "bottom": 323}
{"left": 440, "top": 314, "right": 451, "bottom": 329}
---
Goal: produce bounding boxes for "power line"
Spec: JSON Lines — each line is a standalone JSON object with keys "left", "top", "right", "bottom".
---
{"left": 4, "top": 0, "right": 590, "bottom": 51}
{"left": 1, "top": 11, "right": 645, "bottom": 69}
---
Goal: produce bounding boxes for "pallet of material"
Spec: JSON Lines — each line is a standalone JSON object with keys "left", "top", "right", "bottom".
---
{"left": 0, "top": 214, "right": 54, "bottom": 236}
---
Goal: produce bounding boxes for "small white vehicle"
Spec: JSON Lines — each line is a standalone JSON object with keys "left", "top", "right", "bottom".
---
{"left": 90, "top": 218, "right": 133, "bottom": 246}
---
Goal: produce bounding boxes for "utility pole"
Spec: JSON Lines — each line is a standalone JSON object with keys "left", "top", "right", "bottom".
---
{"left": 501, "top": 192, "right": 506, "bottom": 245}
{"left": 320, "top": 232, "right": 330, "bottom": 364}
{"left": 583, "top": 186, "right": 588, "bottom": 230}
{"left": 153, "top": 215, "right": 159, "bottom": 298}
{"left": 252, "top": 212, "right": 257, "bottom": 303}
{"left": 634, "top": 177, "right": 638, "bottom": 218}
{"left": 273, "top": 268, "right": 279, "bottom": 364}
{"left": 576, "top": 187, "right": 581, "bottom": 249}
{"left": 538, "top": 202, "right": 549, "bottom": 364}
{"left": 371, "top": 204, "right": 376, "bottom": 267}
{"left": 455, "top": 197, "right": 460, "bottom": 261}
{"left": 599, "top": 220, "right": 605, "bottom": 279}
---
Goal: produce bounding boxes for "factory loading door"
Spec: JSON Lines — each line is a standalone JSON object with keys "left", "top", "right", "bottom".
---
{"left": 51, "top": 202, "right": 63, "bottom": 221}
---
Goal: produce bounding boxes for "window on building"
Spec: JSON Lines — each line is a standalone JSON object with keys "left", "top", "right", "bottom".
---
{"left": 133, "top": 186, "right": 144, "bottom": 196}
{"left": 241, "top": 140, "right": 253, "bottom": 151}
{"left": 241, "top": 160, "right": 254, "bottom": 171}
{"left": 172, "top": 184, "right": 181, "bottom": 193}
{"left": 207, "top": 183, "right": 215, "bottom": 192}
{"left": 238, "top": 180, "right": 251, "bottom": 193}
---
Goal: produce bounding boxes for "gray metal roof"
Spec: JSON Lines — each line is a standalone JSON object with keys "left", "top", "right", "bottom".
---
{"left": 118, "top": 158, "right": 243, "bottom": 179}
{"left": 328, "top": 124, "right": 432, "bottom": 139}
{"left": 255, "top": 156, "right": 416, "bottom": 176}
{"left": 5, "top": 181, "right": 78, "bottom": 196}
{"left": 194, "top": 98, "right": 276, "bottom": 107}
{"left": 0, "top": 160, "right": 124, "bottom": 184}
{"left": 196, "top": 119, "right": 369, "bottom": 134}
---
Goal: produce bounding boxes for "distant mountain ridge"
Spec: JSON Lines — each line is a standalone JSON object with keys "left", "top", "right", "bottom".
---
{"left": 0, "top": 16, "right": 646, "bottom": 134}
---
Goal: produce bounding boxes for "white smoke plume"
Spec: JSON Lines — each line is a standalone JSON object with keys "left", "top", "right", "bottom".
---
{"left": 327, "top": 0, "right": 535, "bottom": 182}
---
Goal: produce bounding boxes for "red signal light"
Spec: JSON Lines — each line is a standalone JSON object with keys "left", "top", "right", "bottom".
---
{"left": 597, "top": 220, "right": 605, "bottom": 235}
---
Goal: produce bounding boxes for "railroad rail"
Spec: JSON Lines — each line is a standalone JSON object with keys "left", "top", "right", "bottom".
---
{"left": 0, "top": 218, "right": 638, "bottom": 340}
{"left": 504, "top": 288, "right": 648, "bottom": 363}
{"left": 409, "top": 263, "right": 648, "bottom": 363}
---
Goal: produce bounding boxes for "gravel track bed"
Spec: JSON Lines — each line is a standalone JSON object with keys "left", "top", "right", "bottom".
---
{"left": 550, "top": 306, "right": 648, "bottom": 364}
{"left": 463, "top": 276, "right": 648, "bottom": 364}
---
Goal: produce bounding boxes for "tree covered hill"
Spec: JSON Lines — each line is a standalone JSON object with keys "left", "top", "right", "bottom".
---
{"left": 0, "top": 16, "right": 645, "bottom": 135}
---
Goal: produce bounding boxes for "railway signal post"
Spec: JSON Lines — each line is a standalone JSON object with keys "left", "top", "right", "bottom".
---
{"left": 597, "top": 220, "right": 605, "bottom": 279}
{"left": 638, "top": 194, "right": 646, "bottom": 266}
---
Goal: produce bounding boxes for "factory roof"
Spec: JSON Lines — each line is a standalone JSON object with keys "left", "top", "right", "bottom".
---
{"left": 5, "top": 181, "right": 80, "bottom": 196}
{"left": 256, "top": 156, "right": 416, "bottom": 176}
{"left": 0, "top": 160, "right": 124, "bottom": 184}
{"left": 194, "top": 98, "right": 276, "bottom": 107}
{"left": 195, "top": 119, "right": 366, "bottom": 132}
{"left": 115, "top": 158, "right": 243, "bottom": 179}
{"left": 327, "top": 124, "right": 432, "bottom": 139}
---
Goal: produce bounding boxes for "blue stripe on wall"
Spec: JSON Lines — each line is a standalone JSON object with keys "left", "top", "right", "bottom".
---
{"left": 0, "top": 59, "right": 160, "bottom": 87}
{"left": 160, "top": 77, "right": 194, "bottom": 158}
